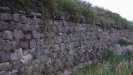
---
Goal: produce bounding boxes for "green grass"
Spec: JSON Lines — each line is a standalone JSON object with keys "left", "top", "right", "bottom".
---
{"left": 0, "top": 0, "right": 131, "bottom": 28}
{"left": 117, "top": 37, "right": 133, "bottom": 46}
{"left": 72, "top": 46, "right": 133, "bottom": 75}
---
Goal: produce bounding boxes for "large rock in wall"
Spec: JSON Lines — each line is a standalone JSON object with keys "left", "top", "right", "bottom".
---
{"left": 0, "top": 8, "right": 133, "bottom": 75}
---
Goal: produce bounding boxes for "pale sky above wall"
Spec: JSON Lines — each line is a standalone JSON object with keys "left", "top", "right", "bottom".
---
{"left": 82, "top": 0, "right": 133, "bottom": 21}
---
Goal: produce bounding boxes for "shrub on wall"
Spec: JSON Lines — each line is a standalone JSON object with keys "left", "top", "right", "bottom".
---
{"left": 117, "top": 37, "right": 133, "bottom": 46}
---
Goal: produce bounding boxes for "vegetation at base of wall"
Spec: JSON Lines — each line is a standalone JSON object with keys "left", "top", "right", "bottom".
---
{"left": 72, "top": 43, "right": 133, "bottom": 75}
{"left": 117, "top": 37, "right": 133, "bottom": 46}
{"left": 0, "top": 0, "right": 131, "bottom": 28}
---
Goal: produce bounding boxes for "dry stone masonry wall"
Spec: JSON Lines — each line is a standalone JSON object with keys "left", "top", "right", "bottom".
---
{"left": 0, "top": 8, "right": 133, "bottom": 75}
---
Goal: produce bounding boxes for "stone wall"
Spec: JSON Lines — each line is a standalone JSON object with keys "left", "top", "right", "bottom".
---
{"left": 0, "top": 8, "right": 133, "bottom": 75}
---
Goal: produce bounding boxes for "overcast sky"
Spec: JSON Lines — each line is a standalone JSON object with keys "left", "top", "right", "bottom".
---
{"left": 82, "top": 0, "right": 133, "bottom": 21}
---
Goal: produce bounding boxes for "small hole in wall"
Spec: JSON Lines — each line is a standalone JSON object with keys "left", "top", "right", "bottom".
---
{"left": 23, "top": 31, "right": 32, "bottom": 34}
{"left": 66, "top": 30, "right": 71, "bottom": 35}
{"left": 92, "top": 45, "right": 95, "bottom": 49}
{"left": 33, "top": 55, "right": 37, "bottom": 59}
{"left": 97, "top": 37, "right": 100, "bottom": 40}
{"left": 96, "top": 48, "right": 99, "bottom": 51}
{"left": 20, "top": 38, "right": 27, "bottom": 42}
{"left": 10, "top": 49, "right": 15, "bottom": 53}
{"left": 90, "top": 30, "right": 93, "bottom": 33}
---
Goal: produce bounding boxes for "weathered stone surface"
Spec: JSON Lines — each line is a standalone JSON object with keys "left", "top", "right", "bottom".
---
{"left": 10, "top": 48, "right": 23, "bottom": 61}
{"left": 0, "top": 51, "right": 10, "bottom": 63}
{"left": 0, "top": 62, "right": 10, "bottom": 71}
{"left": 31, "top": 12, "right": 42, "bottom": 17}
{"left": 0, "top": 71, "right": 9, "bottom": 75}
{"left": 13, "top": 30, "right": 24, "bottom": 40}
{"left": 32, "top": 17, "right": 43, "bottom": 25}
{"left": 0, "top": 10, "right": 133, "bottom": 75}
{"left": 8, "top": 70, "right": 17, "bottom": 75}
{"left": 61, "top": 43, "right": 65, "bottom": 50}
{"left": 22, "top": 24, "right": 32, "bottom": 31}
{"left": 11, "top": 61, "right": 22, "bottom": 70}
{"left": 54, "top": 44, "right": 60, "bottom": 51}
{"left": 33, "top": 25, "right": 40, "bottom": 30}
{"left": 30, "top": 39, "right": 36, "bottom": 48}
{"left": 0, "top": 32, "right": 1, "bottom": 37}
{"left": 20, "top": 53, "right": 33, "bottom": 64}
{"left": 0, "top": 21, "right": 9, "bottom": 30}
{"left": 2, "top": 31, "right": 13, "bottom": 40}
{"left": 0, "top": 13, "right": 12, "bottom": 20}
{"left": 3, "top": 40, "right": 18, "bottom": 51}
{"left": 54, "top": 36, "right": 62, "bottom": 44}
{"left": 32, "top": 30, "right": 40, "bottom": 39}
{"left": 16, "top": 23, "right": 23, "bottom": 30}
{"left": 0, "top": 39, "right": 5, "bottom": 50}
{"left": 13, "top": 14, "right": 20, "bottom": 22}
{"left": 20, "top": 40, "right": 29, "bottom": 49}
{"left": 8, "top": 21, "right": 17, "bottom": 30}
{"left": 0, "top": 7, "right": 10, "bottom": 10}
{"left": 24, "top": 34, "right": 32, "bottom": 39}
{"left": 36, "top": 39, "right": 44, "bottom": 46}
{"left": 27, "top": 18, "right": 32, "bottom": 24}
{"left": 20, "top": 15, "right": 27, "bottom": 24}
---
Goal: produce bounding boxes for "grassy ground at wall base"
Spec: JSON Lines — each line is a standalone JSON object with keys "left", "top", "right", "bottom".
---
{"left": 73, "top": 51, "right": 133, "bottom": 75}
{"left": 72, "top": 38, "right": 133, "bottom": 75}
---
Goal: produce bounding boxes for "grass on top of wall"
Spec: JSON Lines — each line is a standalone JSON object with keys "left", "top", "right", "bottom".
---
{"left": 0, "top": 0, "right": 130, "bottom": 28}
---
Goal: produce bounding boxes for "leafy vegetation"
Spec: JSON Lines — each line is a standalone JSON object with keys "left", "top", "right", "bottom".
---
{"left": 73, "top": 43, "right": 133, "bottom": 75}
{"left": 0, "top": 0, "right": 131, "bottom": 28}
{"left": 117, "top": 37, "right": 133, "bottom": 46}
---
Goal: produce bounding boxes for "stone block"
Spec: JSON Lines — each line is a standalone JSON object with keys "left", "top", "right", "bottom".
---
{"left": 1, "top": 13, "right": 12, "bottom": 21}
{"left": 22, "top": 24, "right": 32, "bottom": 31}
{"left": 0, "top": 32, "right": 1, "bottom": 37}
{"left": 16, "top": 23, "right": 23, "bottom": 30}
{"left": 54, "top": 44, "right": 60, "bottom": 51}
{"left": 0, "top": 21, "right": 9, "bottom": 30}
{"left": 53, "top": 21, "right": 59, "bottom": 25}
{"left": 13, "top": 14, "right": 20, "bottom": 22}
{"left": 8, "top": 21, "right": 17, "bottom": 30}
{"left": 13, "top": 30, "right": 24, "bottom": 40}
{"left": 31, "top": 25, "right": 40, "bottom": 30}
{"left": 4, "top": 40, "right": 18, "bottom": 51}
{"left": 24, "top": 34, "right": 32, "bottom": 40}
{"left": 32, "top": 17, "right": 43, "bottom": 25}
{"left": 40, "top": 33, "right": 44, "bottom": 38}
{"left": 61, "top": 43, "right": 65, "bottom": 50}
{"left": 11, "top": 61, "right": 22, "bottom": 70}
{"left": 31, "top": 12, "right": 42, "bottom": 17}
{"left": 52, "top": 25, "right": 58, "bottom": 33}
{"left": 20, "top": 53, "right": 33, "bottom": 64}
{"left": 0, "top": 39, "right": 5, "bottom": 50}
{"left": 20, "top": 15, "right": 27, "bottom": 24}
{"left": 32, "top": 30, "right": 40, "bottom": 39}
{"left": 20, "top": 40, "right": 29, "bottom": 49}
{"left": 36, "top": 39, "right": 44, "bottom": 46}
{"left": 2, "top": 31, "right": 13, "bottom": 40}
{"left": 8, "top": 70, "right": 17, "bottom": 75}
{"left": 0, "top": 71, "right": 9, "bottom": 75}
{"left": 27, "top": 18, "right": 32, "bottom": 24}
{"left": 10, "top": 48, "right": 23, "bottom": 61}
{"left": 30, "top": 39, "right": 36, "bottom": 48}
{"left": 0, "top": 51, "right": 10, "bottom": 63}
{"left": 54, "top": 36, "right": 62, "bottom": 44}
